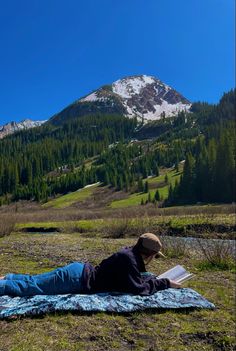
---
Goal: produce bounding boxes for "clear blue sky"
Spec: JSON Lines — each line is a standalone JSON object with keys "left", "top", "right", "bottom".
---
{"left": 0, "top": 0, "right": 234, "bottom": 125}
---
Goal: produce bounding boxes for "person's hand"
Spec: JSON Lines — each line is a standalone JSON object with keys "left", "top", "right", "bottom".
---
{"left": 169, "top": 280, "right": 181, "bottom": 289}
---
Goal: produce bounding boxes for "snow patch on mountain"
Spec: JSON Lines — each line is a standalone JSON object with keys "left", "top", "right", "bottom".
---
{"left": 80, "top": 91, "right": 108, "bottom": 103}
{"left": 0, "top": 119, "right": 47, "bottom": 139}
{"left": 50, "top": 74, "right": 191, "bottom": 125}
{"left": 141, "top": 101, "right": 191, "bottom": 121}
{"left": 112, "top": 75, "right": 156, "bottom": 99}
{"left": 80, "top": 92, "right": 99, "bottom": 102}
{"left": 111, "top": 75, "right": 191, "bottom": 121}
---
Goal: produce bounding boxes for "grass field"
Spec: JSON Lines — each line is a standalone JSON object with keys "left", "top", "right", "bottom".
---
{"left": 15, "top": 213, "right": 236, "bottom": 236}
{"left": 0, "top": 231, "right": 235, "bottom": 351}
{"left": 110, "top": 169, "right": 182, "bottom": 208}
{"left": 43, "top": 182, "right": 100, "bottom": 209}
{"left": 0, "top": 183, "right": 235, "bottom": 350}
{"left": 42, "top": 168, "right": 180, "bottom": 210}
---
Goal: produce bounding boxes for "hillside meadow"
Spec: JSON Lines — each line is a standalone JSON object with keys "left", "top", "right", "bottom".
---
{"left": 0, "top": 195, "right": 235, "bottom": 351}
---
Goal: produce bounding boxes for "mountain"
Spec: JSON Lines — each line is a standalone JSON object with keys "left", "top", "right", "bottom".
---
{"left": 0, "top": 88, "right": 234, "bottom": 206}
{"left": 0, "top": 119, "right": 47, "bottom": 139}
{"left": 0, "top": 75, "right": 191, "bottom": 137}
{"left": 50, "top": 75, "right": 191, "bottom": 125}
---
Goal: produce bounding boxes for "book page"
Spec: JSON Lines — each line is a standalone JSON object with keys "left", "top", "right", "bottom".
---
{"left": 158, "top": 265, "right": 187, "bottom": 281}
{"left": 175, "top": 273, "right": 193, "bottom": 283}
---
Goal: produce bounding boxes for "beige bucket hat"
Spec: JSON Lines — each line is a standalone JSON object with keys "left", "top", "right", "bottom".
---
{"left": 139, "top": 233, "right": 166, "bottom": 258}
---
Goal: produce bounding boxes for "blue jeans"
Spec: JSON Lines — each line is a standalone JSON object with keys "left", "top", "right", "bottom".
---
{"left": 0, "top": 262, "right": 85, "bottom": 297}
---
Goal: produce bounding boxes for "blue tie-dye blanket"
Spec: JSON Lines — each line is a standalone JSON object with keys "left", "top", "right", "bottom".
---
{"left": 0, "top": 288, "right": 214, "bottom": 319}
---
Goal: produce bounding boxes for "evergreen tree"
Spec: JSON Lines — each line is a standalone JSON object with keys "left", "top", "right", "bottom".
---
{"left": 137, "top": 178, "right": 144, "bottom": 192}
{"left": 164, "top": 174, "right": 169, "bottom": 184}
{"left": 144, "top": 181, "right": 149, "bottom": 193}
{"left": 179, "top": 153, "right": 196, "bottom": 203}
{"left": 154, "top": 189, "right": 160, "bottom": 201}
{"left": 154, "top": 164, "right": 159, "bottom": 176}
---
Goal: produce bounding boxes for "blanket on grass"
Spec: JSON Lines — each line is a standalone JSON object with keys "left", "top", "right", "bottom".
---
{"left": 0, "top": 288, "right": 215, "bottom": 319}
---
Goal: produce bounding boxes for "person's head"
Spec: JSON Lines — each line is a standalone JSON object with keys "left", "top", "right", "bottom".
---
{"left": 135, "top": 233, "right": 165, "bottom": 264}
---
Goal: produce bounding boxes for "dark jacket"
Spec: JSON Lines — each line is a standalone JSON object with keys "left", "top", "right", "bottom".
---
{"left": 82, "top": 245, "right": 170, "bottom": 295}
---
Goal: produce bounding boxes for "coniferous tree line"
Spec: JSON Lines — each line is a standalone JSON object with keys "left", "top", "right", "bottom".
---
{"left": 166, "top": 124, "right": 235, "bottom": 205}
{"left": 0, "top": 115, "right": 137, "bottom": 203}
{"left": 165, "top": 90, "right": 236, "bottom": 205}
{"left": 0, "top": 89, "right": 235, "bottom": 205}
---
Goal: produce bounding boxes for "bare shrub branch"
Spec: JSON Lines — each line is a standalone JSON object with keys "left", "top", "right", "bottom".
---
{"left": 197, "top": 236, "right": 235, "bottom": 269}
{"left": 161, "top": 236, "right": 189, "bottom": 258}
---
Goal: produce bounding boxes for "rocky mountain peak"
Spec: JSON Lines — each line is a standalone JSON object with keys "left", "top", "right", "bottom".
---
{"left": 76, "top": 74, "right": 191, "bottom": 123}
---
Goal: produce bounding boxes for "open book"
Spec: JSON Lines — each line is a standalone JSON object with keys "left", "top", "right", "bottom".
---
{"left": 158, "top": 265, "right": 193, "bottom": 284}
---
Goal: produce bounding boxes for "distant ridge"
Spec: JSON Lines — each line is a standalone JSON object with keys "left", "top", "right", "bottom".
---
{"left": 0, "top": 119, "right": 47, "bottom": 139}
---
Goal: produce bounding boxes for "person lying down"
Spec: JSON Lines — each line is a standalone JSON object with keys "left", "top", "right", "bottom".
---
{"left": 0, "top": 233, "right": 181, "bottom": 297}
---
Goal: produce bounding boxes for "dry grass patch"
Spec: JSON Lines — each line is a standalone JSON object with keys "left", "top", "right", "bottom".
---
{"left": 0, "top": 213, "right": 17, "bottom": 237}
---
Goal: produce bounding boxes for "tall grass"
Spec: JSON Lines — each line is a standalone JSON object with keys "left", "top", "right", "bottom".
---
{"left": 102, "top": 215, "right": 160, "bottom": 238}
{"left": 0, "top": 214, "right": 17, "bottom": 237}
{"left": 103, "top": 218, "right": 131, "bottom": 238}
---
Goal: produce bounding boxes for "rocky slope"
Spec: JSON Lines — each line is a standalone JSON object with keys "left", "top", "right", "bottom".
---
{"left": 0, "top": 119, "right": 46, "bottom": 139}
{"left": 50, "top": 75, "right": 191, "bottom": 125}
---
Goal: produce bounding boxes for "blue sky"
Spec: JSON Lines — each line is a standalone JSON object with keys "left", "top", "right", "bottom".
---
{"left": 0, "top": 0, "right": 234, "bottom": 125}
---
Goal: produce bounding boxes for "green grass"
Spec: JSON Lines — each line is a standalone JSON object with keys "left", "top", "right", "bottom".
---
{"left": 110, "top": 168, "right": 182, "bottom": 208}
{"left": 109, "top": 187, "right": 169, "bottom": 208}
{"left": 197, "top": 260, "right": 236, "bottom": 272}
{"left": 16, "top": 214, "right": 236, "bottom": 231}
{"left": 0, "top": 231, "right": 235, "bottom": 351}
{"left": 42, "top": 182, "right": 100, "bottom": 209}
{"left": 146, "top": 168, "right": 182, "bottom": 185}
{"left": 15, "top": 213, "right": 236, "bottom": 240}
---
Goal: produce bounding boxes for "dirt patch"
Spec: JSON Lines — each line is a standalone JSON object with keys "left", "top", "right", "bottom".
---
{"left": 73, "top": 186, "right": 129, "bottom": 209}
{"left": 180, "top": 331, "right": 235, "bottom": 351}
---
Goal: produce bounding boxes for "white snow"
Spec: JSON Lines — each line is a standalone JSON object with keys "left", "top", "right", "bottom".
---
{"left": 122, "top": 101, "right": 134, "bottom": 116}
{"left": 112, "top": 75, "right": 156, "bottom": 99}
{"left": 110, "top": 75, "right": 191, "bottom": 122}
{"left": 0, "top": 119, "right": 46, "bottom": 132}
{"left": 124, "top": 99, "right": 191, "bottom": 122}
{"left": 75, "top": 182, "right": 100, "bottom": 192}
{"left": 80, "top": 91, "right": 108, "bottom": 103}
{"left": 154, "top": 84, "right": 171, "bottom": 96}
{"left": 84, "top": 182, "right": 100, "bottom": 189}
{"left": 77, "top": 74, "right": 191, "bottom": 123}
{"left": 142, "top": 75, "right": 156, "bottom": 85}
{"left": 20, "top": 119, "right": 47, "bottom": 129}
{"left": 141, "top": 101, "right": 192, "bottom": 121}
{"left": 0, "top": 119, "right": 47, "bottom": 138}
{"left": 80, "top": 92, "right": 99, "bottom": 102}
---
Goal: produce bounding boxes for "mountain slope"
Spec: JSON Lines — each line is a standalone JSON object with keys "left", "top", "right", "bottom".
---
{"left": 0, "top": 119, "right": 46, "bottom": 139}
{"left": 50, "top": 75, "right": 191, "bottom": 125}
{"left": 0, "top": 89, "right": 234, "bottom": 206}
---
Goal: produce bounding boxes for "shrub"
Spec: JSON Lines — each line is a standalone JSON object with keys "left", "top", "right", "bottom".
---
{"left": 0, "top": 214, "right": 17, "bottom": 237}
{"left": 197, "top": 238, "right": 235, "bottom": 271}
{"left": 161, "top": 236, "right": 189, "bottom": 258}
{"left": 103, "top": 218, "right": 131, "bottom": 238}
